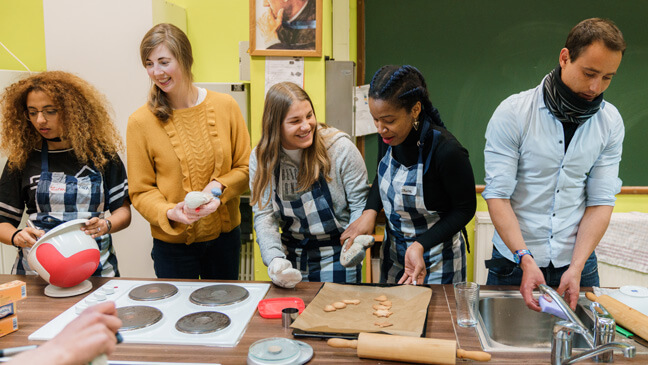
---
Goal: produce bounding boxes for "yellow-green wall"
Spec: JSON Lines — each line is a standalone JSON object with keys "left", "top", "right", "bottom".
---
{"left": 0, "top": 0, "right": 46, "bottom": 71}
{"left": 167, "top": 0, "right": 248, "bottom": 84}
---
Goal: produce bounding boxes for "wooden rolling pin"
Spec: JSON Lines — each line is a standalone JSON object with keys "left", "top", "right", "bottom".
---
{"left": 327, "top": 332, "right": 491, "bottom": 364}
{"left": 586, "top": 292, "right": 648, "bottom": 342}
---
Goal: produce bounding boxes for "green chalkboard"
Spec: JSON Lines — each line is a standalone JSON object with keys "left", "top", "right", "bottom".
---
{"left": 364, "top": 0, "right": 648, "bottom": 186}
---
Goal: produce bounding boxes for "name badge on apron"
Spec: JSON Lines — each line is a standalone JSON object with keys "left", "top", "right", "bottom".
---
{"left": 49, "top": 183, "right": 66, "bottom": 194}
{"left": 401, "top": 185, "right": 417, "bottom": 195}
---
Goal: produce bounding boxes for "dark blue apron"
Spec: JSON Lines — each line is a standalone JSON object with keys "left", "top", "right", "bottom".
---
{"left": 13, "top": 142, "right": 118, "bottom": 277}
{"left": 377, "top": 124, "right": 465, "bottom": 284}
{"left": 273, "top": 163, "right": 361, "bottom": 283}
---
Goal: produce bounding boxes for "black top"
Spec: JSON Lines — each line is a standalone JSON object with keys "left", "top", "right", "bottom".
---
{"left": 0, "top": 147, "right": 129, "bottom": 227}
{"left": 365, "top": 124, "right": 476, "bottom": 250}
{"left": 561, "top": 121, "right": 579, "bottom": 152}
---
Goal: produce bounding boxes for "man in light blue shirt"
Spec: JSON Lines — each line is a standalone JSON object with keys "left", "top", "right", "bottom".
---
{"left": 482, "top": 18, "right": 626, "bottom": 312}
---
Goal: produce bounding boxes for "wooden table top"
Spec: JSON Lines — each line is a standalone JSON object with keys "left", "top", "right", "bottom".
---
{"left": 0, "top": 275, "right": 645, "bottom": 364}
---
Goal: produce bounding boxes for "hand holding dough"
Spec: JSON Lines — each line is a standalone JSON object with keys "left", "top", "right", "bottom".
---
{"left": 184, "top": 191, "right": 213, "bottom": 209}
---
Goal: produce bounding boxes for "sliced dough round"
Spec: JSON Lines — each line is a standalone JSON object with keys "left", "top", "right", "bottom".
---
{"left": 332, "top": 301, "right": 347, "bottom": 309}
{"left": 324, "top": 304, "right": 336, "bottom": 312}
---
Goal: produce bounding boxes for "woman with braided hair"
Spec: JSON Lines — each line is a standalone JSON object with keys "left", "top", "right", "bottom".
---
{"left": 341, "top": 65, "right": 476, "bottom": 284}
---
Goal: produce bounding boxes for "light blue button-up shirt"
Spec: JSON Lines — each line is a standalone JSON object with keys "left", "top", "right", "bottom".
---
{"left": 482, "top": 80, "right": 624, "bottom": 268}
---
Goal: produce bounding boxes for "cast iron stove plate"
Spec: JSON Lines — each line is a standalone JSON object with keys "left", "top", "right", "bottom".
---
{"left": 128, "top": 283, "right": 179, "bottom": 301}
{"left": 189, "top": 284, "right": 250, "bottom": 306}
{"left": 117, "top": 306, "right": 163, "bottom": 331}
{"left": 175, "top": 311, "right": 231, "bottom": 334}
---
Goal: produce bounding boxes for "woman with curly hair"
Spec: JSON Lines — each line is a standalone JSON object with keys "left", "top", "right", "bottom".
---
{"left": 0, "top": 71, "right": 131, "bottom": 277}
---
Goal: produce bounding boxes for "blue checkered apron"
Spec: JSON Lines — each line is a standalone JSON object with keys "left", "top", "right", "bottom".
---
{"left": 13, "top": 142, "right": 118, "bottom": 277}
{"left": 273, "top": 168, "right": 361, "bottom": 283}
{"left": 378, "top": 126, "right": 466, "bottom": 284}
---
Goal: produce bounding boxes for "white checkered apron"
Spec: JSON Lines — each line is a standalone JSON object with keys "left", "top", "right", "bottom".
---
{"left": 378, "top": 128, "right": 465, "bottom": 284}
{"left": 273, "top": 170, "right": 361, "bottom": 283}
{"left": 13, "top": 142, "right": 118, "bottom": 277}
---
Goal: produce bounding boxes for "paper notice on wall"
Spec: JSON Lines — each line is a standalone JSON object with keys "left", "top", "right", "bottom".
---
{"left": 265, "top": 57, "right": 304, "bottom": 96}
{"left": 354, "top": 84, "right": 377, "bottom": 136}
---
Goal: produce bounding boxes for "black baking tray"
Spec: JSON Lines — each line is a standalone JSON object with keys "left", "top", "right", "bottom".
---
{"left": 291, "top": 282, "right": 430, "bottom": 340}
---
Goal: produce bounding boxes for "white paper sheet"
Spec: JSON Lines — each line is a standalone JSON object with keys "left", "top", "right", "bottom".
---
{"left": 265, "top": 57, "right": 304, "bottom": 96}
{"left": 354, "top": 84, "right": 377, "bottom": 136}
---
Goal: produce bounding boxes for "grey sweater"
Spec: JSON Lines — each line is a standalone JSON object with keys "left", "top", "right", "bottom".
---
{"left": 250, "top": 127, "right": 370, "bottom": 266}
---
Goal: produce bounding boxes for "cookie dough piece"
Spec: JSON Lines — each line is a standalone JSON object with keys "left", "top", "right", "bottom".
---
{"left": 332, "top": 301, "right": 347, "bottom": 309}
{"left": 373, "top": 309, "right": 393, "bottom": 318}
{"left": 372, "top": 304, "right": 390, "bottom": 311}
{"left": 324, "top": 305, "right": 336, "bottom": 312}
{"left": 342, "top": 299, "right": 361, "bottom": 305}
{"left": 374, "top": 321, "right": 393, "bottom": 328}
{"left": 379, "top": 300, "right": 392, "bottom": 308}
{"left": 374, "top": 295, "right": 388, "bottom": 301}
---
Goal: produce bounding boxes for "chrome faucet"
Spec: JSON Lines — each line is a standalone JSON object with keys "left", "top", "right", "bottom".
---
{"left": 590, "top": 302, "right": 616, "bottom": 362}
{"left": 552, "top": 324, "right": 635, "bottom": 365}
{"left": 538, "top": 284, "right": 595, "bottom": 348}
{"left": 539, "top": 284, "right": 636, "bottom": 364}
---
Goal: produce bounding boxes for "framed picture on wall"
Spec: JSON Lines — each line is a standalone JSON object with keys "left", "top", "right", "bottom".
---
{"left": 249, "top": 0, "right": 322, "bottom": 57}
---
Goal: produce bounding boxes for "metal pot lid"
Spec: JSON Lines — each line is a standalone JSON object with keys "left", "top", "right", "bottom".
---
{"left": 128, "top": 283, "right": 179, "bottom": 301}
{"left": 189, "top": 284, "right": 249, "bottom": 306}
{"left": 247, "top": 338, "right": 313, "bottom": 365}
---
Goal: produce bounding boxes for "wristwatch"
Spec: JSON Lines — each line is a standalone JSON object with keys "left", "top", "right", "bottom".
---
{"left": 513, "top": 249, "right": 533, "bottom": 264}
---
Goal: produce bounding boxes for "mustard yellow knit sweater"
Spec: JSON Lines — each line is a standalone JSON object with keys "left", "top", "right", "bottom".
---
{"left": 127, "top": 91, "right": 251, "bottom": 244}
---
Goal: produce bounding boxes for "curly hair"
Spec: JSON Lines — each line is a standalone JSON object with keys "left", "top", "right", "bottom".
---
{"left": 0, "top": 71, "right": 123, "bottom": 171}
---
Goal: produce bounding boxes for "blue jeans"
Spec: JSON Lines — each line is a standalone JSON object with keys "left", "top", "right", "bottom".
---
{"left": 151, "top": 226, "right": 241, "bottom": 280}
{"left": 486, "top": 247, "right": 599, "bottom": 287}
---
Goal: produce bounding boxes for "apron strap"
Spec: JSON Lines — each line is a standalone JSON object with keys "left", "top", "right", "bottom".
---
{"left": 40, "top": 140, "right": 49, "bottom": 173}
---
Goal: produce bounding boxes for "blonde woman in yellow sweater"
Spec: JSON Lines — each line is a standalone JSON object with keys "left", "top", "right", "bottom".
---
{"left": 127, "top": 23, "right": 251, "bottom": 279}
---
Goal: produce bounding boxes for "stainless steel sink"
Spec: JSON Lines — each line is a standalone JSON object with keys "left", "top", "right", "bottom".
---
{"left": 473, "top": 290, "right": 648, "bottom": 354}
{"left": 475, "top": 290, "right": 594, "bottom": 352}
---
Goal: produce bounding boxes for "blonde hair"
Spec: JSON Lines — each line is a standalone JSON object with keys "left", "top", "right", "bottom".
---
{"left": 251, "top": 82, "right": 331, "bottom": 209}
{"left": 0, "top": 71, "right": 123, "bottom": 171}
{"left": 140, "top": 23, "right": 194, "bottom": 122}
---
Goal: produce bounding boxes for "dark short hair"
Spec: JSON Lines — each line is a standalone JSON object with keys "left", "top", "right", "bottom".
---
{"left": 368, "top": 65, "right": 445, "bottom": 128}
{"left": 565, "top": 18, "right": 626, "bottom": 61}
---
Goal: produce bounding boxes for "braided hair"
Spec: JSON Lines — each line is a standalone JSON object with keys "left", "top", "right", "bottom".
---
{"left": 368, "top": 65, "right": 445, "bottom": 129}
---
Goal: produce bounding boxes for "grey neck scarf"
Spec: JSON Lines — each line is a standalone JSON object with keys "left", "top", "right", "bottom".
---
{"left": 542, "top": 66, "right": 603, "bottom": 125}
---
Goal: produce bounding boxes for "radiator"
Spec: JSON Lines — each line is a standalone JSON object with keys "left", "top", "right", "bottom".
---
{"left": 238, "top": 240, "right": 255, "bottom": 281}
{"left": 473, "top": 211, "right": 648, "bottom": 287}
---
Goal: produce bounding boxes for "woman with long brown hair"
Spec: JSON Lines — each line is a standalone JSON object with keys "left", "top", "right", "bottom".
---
{"left": 127, "top": 23, "right": 251, "bottom": 279}
{"left": 0, "top": 71, "right": 131, "bottom": 277}
{"left": 250, "top": 82, "right": 369, "bottom": 288}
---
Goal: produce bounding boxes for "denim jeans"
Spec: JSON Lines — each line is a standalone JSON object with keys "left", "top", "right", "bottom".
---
{"left": 486, "top": 246, "right": 599, "bottom": 287}
{"left": 151, "top": 226, "right": 241, "bottom": 280}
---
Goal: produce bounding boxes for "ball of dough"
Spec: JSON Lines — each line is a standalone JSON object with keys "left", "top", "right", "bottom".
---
{"left": 184, "top": 191, "right": 213, "bottom": 209}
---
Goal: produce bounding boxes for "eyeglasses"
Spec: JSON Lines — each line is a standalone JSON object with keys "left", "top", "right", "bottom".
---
{"left": 24, "top": 108, "right": 58, "bottom": 121}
